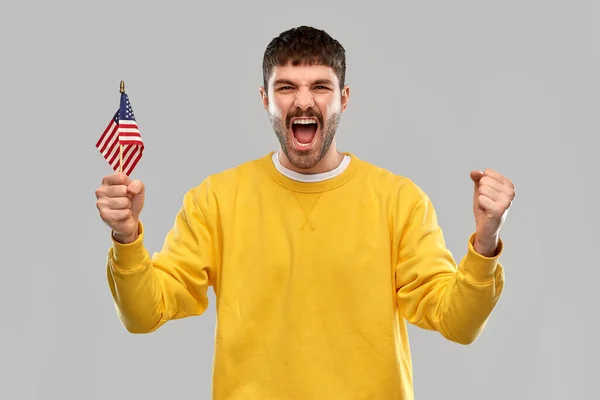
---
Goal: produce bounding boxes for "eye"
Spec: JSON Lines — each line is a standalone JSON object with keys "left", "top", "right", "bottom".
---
{"left": 314, "top": 85, "right": 330, "bottom": 90}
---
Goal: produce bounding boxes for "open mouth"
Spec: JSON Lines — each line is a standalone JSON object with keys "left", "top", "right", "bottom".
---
{"left": 291, "top": 117, "right": 319, "bottom": 151}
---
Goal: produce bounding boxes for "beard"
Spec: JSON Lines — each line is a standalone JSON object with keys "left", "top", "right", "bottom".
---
{"left": 268, "top": 107, "right": 341, "bottom": 170}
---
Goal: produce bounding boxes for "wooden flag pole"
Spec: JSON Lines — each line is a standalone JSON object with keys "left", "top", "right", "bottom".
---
{"left": 119, "top": 80, "right": 125, "bottom": 173}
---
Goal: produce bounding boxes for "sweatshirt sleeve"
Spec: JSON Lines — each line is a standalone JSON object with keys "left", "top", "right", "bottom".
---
{"left": 394, "top": 192, "right": 505, "bottom": 345}
{"left": 105, "top": 179, "right": 219, "bottom": 334}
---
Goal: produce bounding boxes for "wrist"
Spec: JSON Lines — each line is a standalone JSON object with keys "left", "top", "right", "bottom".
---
{"left": 474, "top": 236, "right": 499, "bottom": 257}
{"left": 112, "top": 231, "right": 138, "bottom": 244}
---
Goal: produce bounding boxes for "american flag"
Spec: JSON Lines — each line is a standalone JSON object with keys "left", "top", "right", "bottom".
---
{"left": 96, "top": 92, "right": 144, "bottom": 176}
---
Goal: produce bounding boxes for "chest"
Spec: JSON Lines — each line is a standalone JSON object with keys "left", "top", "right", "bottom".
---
{"left": 217, "top": 189, "right": 394, "bottom": 300}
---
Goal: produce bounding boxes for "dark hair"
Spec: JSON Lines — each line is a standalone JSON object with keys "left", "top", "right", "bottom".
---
{"left": 262, "top": 26, "right": 346, "bottom": 91}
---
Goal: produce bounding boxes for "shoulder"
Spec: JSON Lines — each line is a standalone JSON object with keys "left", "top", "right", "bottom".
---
{"left": 352, "top": 153, "right": 428, "bottom": 202}
{"left": 352, "top": 155, "right": 438, "bottom": 225}
{"left": 187, "top": 152, "right": 270, "bottom": 200}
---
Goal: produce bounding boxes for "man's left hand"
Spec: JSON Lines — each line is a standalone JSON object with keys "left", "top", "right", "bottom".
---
{"left": 470, "top": 168, "right": 516, "bottom": 257}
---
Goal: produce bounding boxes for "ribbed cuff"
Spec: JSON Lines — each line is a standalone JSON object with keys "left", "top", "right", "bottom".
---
{"left": 110, "top": 221, "right": 149, "bottom": 272}
{"left": 460, "top": 233, "right": 503, "bottom": 282}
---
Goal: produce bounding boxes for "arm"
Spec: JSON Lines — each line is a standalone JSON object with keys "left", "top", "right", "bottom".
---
{"left": 395, "top": 194, "right": 505, "bottom": 345}
{"left": 105, "top": 179, "right": 219, "bottom": 334}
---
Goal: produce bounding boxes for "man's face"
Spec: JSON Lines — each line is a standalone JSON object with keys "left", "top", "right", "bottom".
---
{"left": 260, "top": 64, "right": 350, "bottom": 171}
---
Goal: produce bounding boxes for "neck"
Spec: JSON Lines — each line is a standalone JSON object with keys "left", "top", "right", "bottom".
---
{"left": 278, "top": 143, "right": 344, "bottom": 175}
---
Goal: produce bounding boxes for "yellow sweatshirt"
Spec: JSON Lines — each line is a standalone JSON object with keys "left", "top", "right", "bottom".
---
{"left": 106, "top": 151, "right": 505, "bottom": 400}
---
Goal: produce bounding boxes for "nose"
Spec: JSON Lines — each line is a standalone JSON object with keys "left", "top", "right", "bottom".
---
{"left": 294, "top": 88, "right": 315, "bottom": 110}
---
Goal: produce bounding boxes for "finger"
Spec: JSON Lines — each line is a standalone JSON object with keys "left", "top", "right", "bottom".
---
{"left": 479, "top": 176, "right": 507, "bottom": 194}
{"left": 105, "top": 196, "right": 132, "bottom": 210}
{"left": 483, "top": 168, "right": 513, "bottom": 188}
{"left": 478, "top": 184, "right": 502, "bottom": 202}
{"left": 101, "top": 172, "right": 130, "bottom": 186}
{"left": 478, "top": 190, "right": 513, "bottom": 215}
{"left": 478, "top": 184, "right": 512, "bottom": 204}
{"left": 96, "top": 196, "right": 132, "bottom": 211}
{"left": 100, "top": 209, "right": 132, "bottom": 224}
{"left": 95, "top": 185, "right": 131, "bottom": 202}
{"left": 481, "top": 175, "right": 516, "bottom": 201}
{"left": 477, "top": 194, "right": 497, "bottom": 212}
{"left": 104, "top": 184, "right": 130, "bottom": 198}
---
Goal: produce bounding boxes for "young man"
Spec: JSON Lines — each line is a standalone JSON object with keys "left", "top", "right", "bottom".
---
{"left": 95, "top": 26, "right": 515, "bottom": 400}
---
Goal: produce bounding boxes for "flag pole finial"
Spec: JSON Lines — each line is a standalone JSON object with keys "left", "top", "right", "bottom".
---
{"left": 120, "top": 80, "right": 125, "bottom": 93}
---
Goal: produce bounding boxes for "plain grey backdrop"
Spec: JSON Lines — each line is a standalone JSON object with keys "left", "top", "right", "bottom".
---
{"left": 1, "top": 0, "right": 597, "bottom": 398}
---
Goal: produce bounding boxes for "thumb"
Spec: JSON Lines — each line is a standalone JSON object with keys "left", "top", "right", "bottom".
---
{"left": 127, "top": 180, "right": 145, "bottom": 218}
{"left": 470, "top": 170, "right": 484, "bottom": 187}
{"left": 127, "top": 180, "right": 145, "bottom": 196}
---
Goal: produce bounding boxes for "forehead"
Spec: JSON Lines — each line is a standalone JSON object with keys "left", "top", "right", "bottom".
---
{"left": 269, "top": 64, "right": 339, "bottom": 86}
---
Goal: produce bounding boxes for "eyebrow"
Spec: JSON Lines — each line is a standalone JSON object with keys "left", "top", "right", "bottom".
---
{"left": 273, "top": 79, "right": 335, "bottom": 86}
{"left": 313, "top": 79, "right": 334, "bottom": 86}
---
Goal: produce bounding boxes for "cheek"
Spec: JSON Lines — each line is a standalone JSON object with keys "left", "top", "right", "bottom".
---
{"left": 324, "top": 98, "right": 341, "bottom": 116}
{"left": 269, "top": 97, "right": 291, "bottom": 119}
{"left": 267, "top": 101, "right": 281, "bottom": 118}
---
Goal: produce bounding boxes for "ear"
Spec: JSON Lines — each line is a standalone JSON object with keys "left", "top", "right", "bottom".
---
{"left": 340, "top": 85, "right": 350, "bottom": 112}
{"left": 259, "top": 86, "right": 269, "bottom": 111}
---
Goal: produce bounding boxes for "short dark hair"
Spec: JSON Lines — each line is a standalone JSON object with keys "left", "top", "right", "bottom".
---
{"left": 262, "top": 26, "right": 346, "bottom": 91}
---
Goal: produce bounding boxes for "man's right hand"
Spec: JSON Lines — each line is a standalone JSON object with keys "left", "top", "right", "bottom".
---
{"left": 96, "top": 172, "right": 145, "bottom": 244}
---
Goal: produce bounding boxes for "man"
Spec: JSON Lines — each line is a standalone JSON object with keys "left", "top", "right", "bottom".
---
{"left": 95, "top": 26, "right": 515, "bottom": 399}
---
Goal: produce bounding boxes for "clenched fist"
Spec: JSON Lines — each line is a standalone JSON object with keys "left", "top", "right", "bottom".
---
{"left": 95, "top": 172, "right": 145, "bottom": 244}
{"left": 470, "top": 168, "right": 515, "bottom": 256}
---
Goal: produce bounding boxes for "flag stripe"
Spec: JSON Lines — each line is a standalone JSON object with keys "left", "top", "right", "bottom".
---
{"left": 122, "top": 145, "right": 137, "bottom": 173}
{"left": 125, "top": 148, "right": 143, "bottom": 175}
{"left": 119, "top": 133, "right": 142, "bottom": 139}
{"left": 103, "top": 131, "right": 119, "bottom": 158}
{"left": 95, "top": 92, "right": 144, "bottom": 176}
{"left": 96, "top": 117, "right": 117, "bottom": 148}
{"left": 97, "top": 121, "right": 118, "bottom": 153}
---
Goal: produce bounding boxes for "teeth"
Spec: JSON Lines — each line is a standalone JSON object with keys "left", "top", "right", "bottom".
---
{"left": 292, "top": 119, "right": 317, "bottom": 125}
{"left": 295, "top": 141, "right": 312, "bottom": 148}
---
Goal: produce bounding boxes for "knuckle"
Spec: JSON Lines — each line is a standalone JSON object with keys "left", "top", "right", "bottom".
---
{"left": 118, "top": 172, "right": 129, "bottom": 184}
{"left": 116, "top": 197, "right": 130, "bottom": 209}
{"left": 108, "top": 185, "right": 124, "bottom": 197}
{"left": 107, "top": 172, "right": 122, "bottom": 185}
{"left": 106, "top": 198, "right": 118, "bottom": 209}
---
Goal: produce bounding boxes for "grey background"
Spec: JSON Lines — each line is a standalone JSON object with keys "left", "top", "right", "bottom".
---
{"left": 0, "top": 0, "right": 596, "bottom": 398}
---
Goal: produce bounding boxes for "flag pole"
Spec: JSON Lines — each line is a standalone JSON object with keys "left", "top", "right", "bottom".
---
{"left": 119, "top": 80, "right": 124, "bottom": 173}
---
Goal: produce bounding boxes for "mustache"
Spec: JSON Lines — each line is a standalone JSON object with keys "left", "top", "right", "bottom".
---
{"left": 285, "top": 109, "right": 323, "bottom": 128}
